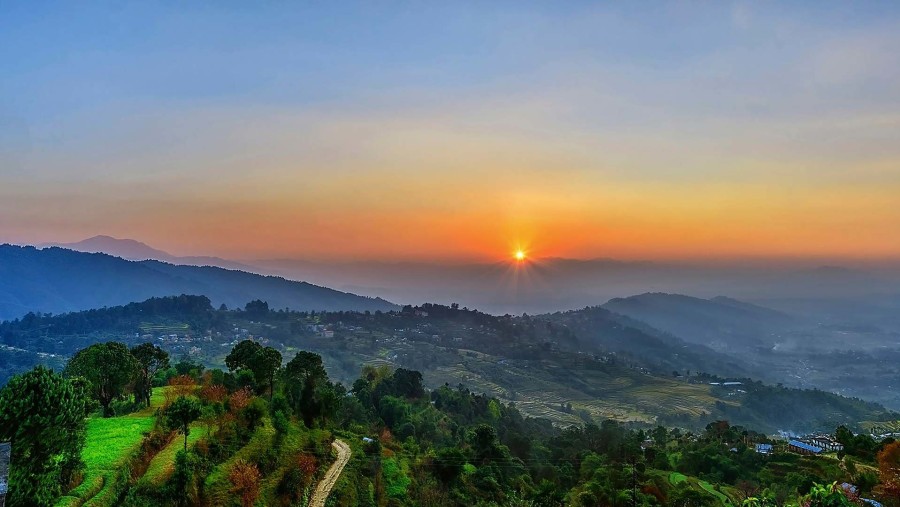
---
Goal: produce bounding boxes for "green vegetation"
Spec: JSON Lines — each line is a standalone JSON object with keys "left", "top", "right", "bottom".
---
{"left": 669, "top": 472, "right": 687, "bottom": 485}
{"left": 0, "top": 367, "right": 87, "bottom": 506}
{"left": 140, "top": 425, "right": 205, "bottom": 486}
{"left": 2, "top": 297, "right": 894, "bottom": 433}
{"left": 54, "top": 393, "right": 159, "bottom": 507}
{"left": 3, "top": 298, "right": 900, "bottom": 506}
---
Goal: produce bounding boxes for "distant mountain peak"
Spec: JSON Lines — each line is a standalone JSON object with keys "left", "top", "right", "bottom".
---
{"left": 44, "top": 235, "right": 173, "bottom": 261}
{"left": 40, "top": 236, "right": 256, "bottom": 271}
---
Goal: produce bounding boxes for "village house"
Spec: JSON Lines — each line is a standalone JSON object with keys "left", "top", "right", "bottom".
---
{"left": 788, "top": 440, "right": 823, "bottom": 455}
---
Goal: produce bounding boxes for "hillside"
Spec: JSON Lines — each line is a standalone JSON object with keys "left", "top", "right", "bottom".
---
{"left": 541, "top": 305, "right": 751, "bottom": 379}
{"left": 603, "top": 292, "right": 795, "bottom": 351}
{"left": 42, "top": 235, "right": 256, "bottom": 271}
{"left": 4, "top": 343, "right": 895, "bottom": 507}
{"left": 2, "top": 297, "right": 893, "bottom": 434}
{"left": 0, "top": 245, "right": 397, "bottom": 321}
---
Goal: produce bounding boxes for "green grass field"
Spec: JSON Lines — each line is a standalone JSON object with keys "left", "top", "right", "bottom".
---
{"left": 668, "top": 472, "right": 687, "bottom": 485}
{"left": 55, "top": 388, "right": 168, "bottom": 507}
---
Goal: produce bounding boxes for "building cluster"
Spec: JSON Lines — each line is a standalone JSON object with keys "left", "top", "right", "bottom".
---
{"left": 753, "top": 431, "right": 845, "bottom": 456}
{"left": 781, "top": 433, "right": 844, "bottom": 455}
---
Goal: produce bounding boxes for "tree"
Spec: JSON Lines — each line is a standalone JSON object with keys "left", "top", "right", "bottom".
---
{"left": 257, "top": 346, "right": 282, "bottom": 399}
{"left": 130, "top": 343, "right": 170, "bottom": 407}
{"left": 877, "top": 441, "right": 900, "bottom": 503}
{"left": 0, "top": 366, "right": 87, "bottom": 506}
{"left": 229, "top": 459, "right": 262, "bottom": 507}
{"left": 283, "top": 351, "right": 330, "bottom": 426}
{"left": 65, "top": 342, "right": 138, "bottom": 417}
{"left": 225, "top": 340, "right": 282, "bottom": 398}
{"left": 389, "top": 368, "right": 425, "bottom": 399}
{"left": 167, "top": 396, "right": 202, "bottom": 451}
{"left": 244, "top": 299, "right": 270, "bottom": 319}
{"left": 169, "top": 449, "right": 201, "bottom": 506}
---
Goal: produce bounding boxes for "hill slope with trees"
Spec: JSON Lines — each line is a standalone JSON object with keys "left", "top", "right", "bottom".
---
{"left": 2, "top": 340, "right": 900, "bottom": 506}
{"left": 0, "top": 245, "right": 397, "bottom": 321}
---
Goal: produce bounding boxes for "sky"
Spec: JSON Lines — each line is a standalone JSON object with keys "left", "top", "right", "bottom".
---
{"left": 2, "top": 1, "right": 899, "bottom": 262}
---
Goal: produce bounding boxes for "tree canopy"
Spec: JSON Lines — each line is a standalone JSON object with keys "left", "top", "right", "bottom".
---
{"left": 0, "top": 366, "right": 87, "bottom": 506}
{"left": 65, "top": 341, "right": 139, "bottom": 417}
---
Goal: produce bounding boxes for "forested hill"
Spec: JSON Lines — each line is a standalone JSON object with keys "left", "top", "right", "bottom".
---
{"left": 2, "top": 297, "right": 894, "bottom": 433}
{"left": 0, "top": 245, "right": 397, "bottom": 320}
{"left": 541, "top": 305, "right": 751, "bottom": 379}
{"left": 602, "top": 292, "right": 794, "bottom": 349}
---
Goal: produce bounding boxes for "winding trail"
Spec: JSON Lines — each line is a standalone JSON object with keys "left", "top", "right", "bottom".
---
{"left": 308, "top": 439, "right": 351, "bottom": 507}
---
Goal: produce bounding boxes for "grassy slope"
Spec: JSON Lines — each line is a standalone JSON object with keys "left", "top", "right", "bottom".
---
{"left": 668, "top": 472, "right": 733, "bottom": 506}
{"left": 139, "top": 424, "right": 208, "bottom": 486}
{"left": 420, "top": 348, "right": 721, "bottom": 425}
{"left": 55, "top": 389, "right": 168, "bottom": 507}
{"left": 203, "top": 419, "right": 275, "bottom": 506}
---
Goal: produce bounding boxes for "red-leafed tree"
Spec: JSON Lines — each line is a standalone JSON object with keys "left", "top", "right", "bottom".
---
{"left": 229, "top": 459, "right": 262, "bottom": 507}
{"left": 877, "top": 441, "right": 900, "bottom": 505}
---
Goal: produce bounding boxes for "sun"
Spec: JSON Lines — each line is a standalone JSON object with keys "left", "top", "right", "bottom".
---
{"left": 514, "top": 250, "right": 526, "bottom": 261}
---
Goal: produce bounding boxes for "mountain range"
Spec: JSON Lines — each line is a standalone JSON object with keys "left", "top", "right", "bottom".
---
{"left": 41, "top": 235, "right": 257, "bottom": 271}
{"left": 0, "top": 245, "right": 397, "bottom": 321}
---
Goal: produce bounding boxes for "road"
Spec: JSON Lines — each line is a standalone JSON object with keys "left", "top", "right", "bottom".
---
{"left": 308, "top": 439, "right": 351, "bottom": 507}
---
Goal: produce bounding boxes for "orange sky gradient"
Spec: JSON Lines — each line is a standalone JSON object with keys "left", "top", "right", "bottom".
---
{"left": 2, "top": 3, "right": 899, "bottom": 263}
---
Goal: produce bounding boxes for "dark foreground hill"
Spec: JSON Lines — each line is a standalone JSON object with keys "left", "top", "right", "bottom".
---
{"left": 0, "top": 245, "right": 397, "bottom": 321}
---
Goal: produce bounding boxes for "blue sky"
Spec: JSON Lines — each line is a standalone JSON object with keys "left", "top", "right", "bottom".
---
{"left": 2, "top": 2, "right": 899, "bottom": 260}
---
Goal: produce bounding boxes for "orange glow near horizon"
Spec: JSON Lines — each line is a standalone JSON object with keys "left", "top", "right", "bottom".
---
{"left": 3, "top": 4, "right": 900, "bottom": 265}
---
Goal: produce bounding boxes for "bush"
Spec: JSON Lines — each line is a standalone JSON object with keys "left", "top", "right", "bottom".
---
{"left": 167, "top": 450, "right": 202, "bottom": 506}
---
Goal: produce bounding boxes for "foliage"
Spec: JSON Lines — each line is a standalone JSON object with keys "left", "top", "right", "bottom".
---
{"left": 0, "top": 366, "right": 87, "bottom": 506}
{"left": 65, "top": 341, "right": 139, "bottom": 417}
{"left": 168, "top": 450, "right": 202, "bottom": 506}
{"left": 228, "top": 459, "right": 262, "bottom": 507}
{"left": 166, "top": 396, "right": 202, "bottom": 451}
{"left": 283, "top": 351, "right": 334, "bottom": 427}
{"left": 801, "top": 482, "right": 854, "bottom": 507}
{"left": 381, "top": 457, "right": 411, "bottom": 499}
{"left": 131, "top": 343, "right": 170, "bottom": 407}
{"left": 19, "top": 337, "right": 893, "bottom": 507}
{"left": 877, "top": 441, "right": 900, "bottom": 503}
{"left": 225, "top": 339, "right": 282, "bottom": 398}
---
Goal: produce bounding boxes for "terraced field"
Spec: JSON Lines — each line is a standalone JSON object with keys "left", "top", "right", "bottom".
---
{"left": 668, "top": 472, "right": 733, "bottom": 506}
{"left": 424, "top": 351, "right": 721, "bottom": 425}
{"left": 55, "top": 389, "right": 169, "bottom": 507}
{"left": 139, "top": 322, "right": 190, "bottom": 334}
{"left": 139, "top": 424, "right": 208, "bottom": 486}
{"left": 204, "top": 419, "right": 276, "bottom": 505}
{"left": 861, "top": 420, "right": 900, "bottom": 434}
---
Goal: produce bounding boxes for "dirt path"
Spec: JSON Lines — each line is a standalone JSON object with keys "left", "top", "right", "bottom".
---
{"left": 308, "top": 439, "right": 351, "bottom": 507}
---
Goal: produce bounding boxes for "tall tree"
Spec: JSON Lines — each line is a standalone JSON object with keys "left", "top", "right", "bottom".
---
{"left": 225, "top": 339, "right": 281, "bottom": 398}
{"left": 166, "top": 396, "right": 202, "bottom": 451}
{"left": 130, "top": 343, "right": 170, "bottom": 407}
{"left": 255, "top": 346, "right": 282, "bottom": 400}
{"left": 65, "top": 342, "right": 138, "bottom": 417}
{"left": 283, "top": 351, "right": 330, "bottom": 426}
{"left": 0, "top": 366, "right": 87, "bottom": 506}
